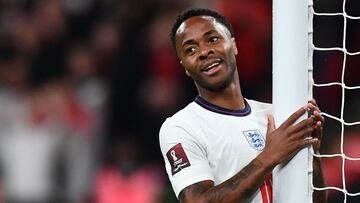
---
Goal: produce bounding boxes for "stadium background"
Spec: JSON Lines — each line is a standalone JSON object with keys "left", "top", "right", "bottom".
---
{"left": 0, "top": 0, "right": 359, "bottom": 202}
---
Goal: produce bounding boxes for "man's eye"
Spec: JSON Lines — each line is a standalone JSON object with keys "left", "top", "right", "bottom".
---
{"left": 185, "top": 47, "right": 196, "bottom": 55}
{"left": 209, "top": 36, "right": 219, "bottom": 43}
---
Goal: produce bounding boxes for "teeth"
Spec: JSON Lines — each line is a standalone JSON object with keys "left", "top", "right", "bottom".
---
{"left": 205, "top": 62, "right": 220, "bottom": 71}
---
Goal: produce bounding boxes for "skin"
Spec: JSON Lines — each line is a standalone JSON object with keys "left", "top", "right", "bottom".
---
{"left": 175, "top": 16, "right": 327, "bottom": 203}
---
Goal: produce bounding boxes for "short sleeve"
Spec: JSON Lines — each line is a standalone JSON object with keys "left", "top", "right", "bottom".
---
{"left": 159, "top": 119, "right": 214, "bottom": 198}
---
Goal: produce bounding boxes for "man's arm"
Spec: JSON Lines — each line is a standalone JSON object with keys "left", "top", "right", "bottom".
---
{"left": 179, "top": 154, "right": 273, "bottom": 203}
{"left": 179, "top": 105, "right": 319, "bottom": 203}
{"left": 313, "top": 155, "right": 327, "bottom": 203}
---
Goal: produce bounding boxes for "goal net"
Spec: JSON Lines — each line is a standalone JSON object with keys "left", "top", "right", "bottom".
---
{"left": 273, "top": 0, "right": 360, "bottom": 202}
{"left": 310, "top": 0, "right": 360, "bottom": 202}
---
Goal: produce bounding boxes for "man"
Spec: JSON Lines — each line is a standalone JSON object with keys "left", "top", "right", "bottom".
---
{"left": 159, "top": 8, "right": 326, "bottom": 203}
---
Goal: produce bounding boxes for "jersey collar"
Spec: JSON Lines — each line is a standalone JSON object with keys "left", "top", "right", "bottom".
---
{"left": 194, "top": 96, "right": 251, "bottom": 117}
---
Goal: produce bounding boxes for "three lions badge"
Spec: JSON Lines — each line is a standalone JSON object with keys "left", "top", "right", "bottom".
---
{"left": 243, "top": 129, "right": 265, "bottom": 151}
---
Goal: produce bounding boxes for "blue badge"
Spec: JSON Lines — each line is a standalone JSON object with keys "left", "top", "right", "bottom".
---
{"left": 243, "top": 130, "right": 265, "bottom": 151}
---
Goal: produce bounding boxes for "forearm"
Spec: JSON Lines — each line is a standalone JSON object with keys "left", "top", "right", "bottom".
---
{"left": 211, "top": 154, "right": 273, "bottom": 202}
{"left": 313, "top": 155, "right": 327, "bottom": 203}
{"left": 180, "top": 152, "right": 275, "bottom": 203}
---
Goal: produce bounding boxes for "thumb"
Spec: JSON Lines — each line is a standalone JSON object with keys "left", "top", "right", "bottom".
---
{"left": 267, "top": 114, "right": 276, "bottom": 134}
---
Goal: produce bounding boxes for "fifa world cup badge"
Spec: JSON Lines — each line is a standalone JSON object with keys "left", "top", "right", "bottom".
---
{"left": 166, "top": 143, "right": 191, "bottom": 175}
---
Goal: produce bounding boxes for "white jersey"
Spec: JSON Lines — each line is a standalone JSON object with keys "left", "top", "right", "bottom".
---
{"left": 159, "top": 96, "right": 273, "bottom": 203}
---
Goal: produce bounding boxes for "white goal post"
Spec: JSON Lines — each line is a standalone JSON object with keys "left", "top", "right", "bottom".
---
{"left": 272, "top": 0, "right": 313, "bottom": 202}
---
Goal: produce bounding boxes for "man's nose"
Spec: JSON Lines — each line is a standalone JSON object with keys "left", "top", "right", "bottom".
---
{"left": 198, "top": 45, "right": 214, "bottom": 61}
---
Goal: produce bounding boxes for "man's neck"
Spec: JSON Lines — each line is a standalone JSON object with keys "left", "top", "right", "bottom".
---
{"left": 198, "top": 76, "right": 245, "bottom": 110}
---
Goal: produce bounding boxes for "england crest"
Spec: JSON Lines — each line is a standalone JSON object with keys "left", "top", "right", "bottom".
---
{"left": 243, "top": 129, "right": 265, "bottom": 151}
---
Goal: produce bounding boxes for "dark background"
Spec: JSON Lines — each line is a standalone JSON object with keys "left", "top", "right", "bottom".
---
{"left": 0, "top": 0, "right": 359, "bottom": 202}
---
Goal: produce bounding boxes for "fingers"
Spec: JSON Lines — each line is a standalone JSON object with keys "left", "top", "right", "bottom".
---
{"left": 308, "top": 100, "right": 324, "bottom": 124}
{"left": 290, "top": 116, "right": 315, "bottom": 134}
{"left": 302, "top": 137, "right": 319, "bottom": 147}
{"left": 267, "top": 114, "right": 276, "bottom": 134}
{"left": 292, "top": 122, "right": 320, "bottom": 154}
{"left": 311, "top": 109, "right": 324, "bottom": 125}
{"left": 280, "top": 106, "right": 308, "bottom": 129}
{"left": 292, "top": 126, "right": 315, "bottom": 140}
{"left": 280, "top": 102, "right": 324, "bottom": 131}
{"left": 267, "top": 101, "right": 323, "bottom": 164}
{"left": 303, "top": 102, "right": 323, "bottom": 153}
{"left": 308, "top": 99, "right": 317, "bottom": 107}
{"left": 294, "top": 137, "right": 319, "bottom": 155}
{"left": 280, "top": 136, "right": 319, "bottom": 163}
{"left": 291, "top": 136, "right": 319, "bottom": 154}
{"left": 307, "top": 105, "right": 324, "bottom": 144}
{"left": 289, "top": 138, "right": 319, "bottom": 156}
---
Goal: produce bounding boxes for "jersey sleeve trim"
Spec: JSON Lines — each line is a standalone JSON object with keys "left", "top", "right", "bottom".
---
{"left": 173, "top": 174, "right": 214, "bottom": 199}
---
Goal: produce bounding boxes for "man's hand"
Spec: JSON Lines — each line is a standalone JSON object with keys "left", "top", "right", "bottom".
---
{"left": 262, "top": 104, "right": 320, "bottom": 166}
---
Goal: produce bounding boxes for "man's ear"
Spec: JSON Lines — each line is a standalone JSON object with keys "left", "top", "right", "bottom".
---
{"left": 232, "top": 38, "right": 238, "bottom": 55}
{"left": 180, "top": 61, "right": 191, "bottom": 77}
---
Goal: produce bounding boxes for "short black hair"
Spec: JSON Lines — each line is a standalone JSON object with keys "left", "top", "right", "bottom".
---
{"left": 170, "top": 8, "right": 234, "bottom": 49}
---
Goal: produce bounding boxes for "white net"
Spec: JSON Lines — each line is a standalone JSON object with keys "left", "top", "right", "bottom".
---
{"left": 309, "top": 0, "right": 360, "bottom": 202}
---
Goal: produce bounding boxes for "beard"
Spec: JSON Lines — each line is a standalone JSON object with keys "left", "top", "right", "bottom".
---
{"left": 194, "top": 63, "right": 236, "bottom": 92}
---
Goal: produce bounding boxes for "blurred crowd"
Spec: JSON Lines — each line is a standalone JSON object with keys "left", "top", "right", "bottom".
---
{"left": 0, "top": 0, "right": 358, "bottom": 202}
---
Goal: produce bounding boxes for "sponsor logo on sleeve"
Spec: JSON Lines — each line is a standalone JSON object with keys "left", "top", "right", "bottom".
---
{"left": 243, "top": 129, "right": 265, "bottom": 151}
{"left": 166, "top": 143, "right": 191, "bottom": 175}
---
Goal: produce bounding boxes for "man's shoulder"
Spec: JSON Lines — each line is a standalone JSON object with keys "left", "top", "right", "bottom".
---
{"left": 159, "top": 102, "right": 202, "bottom": 149}
{"left": 161, "top": 102, "right": 196, "bottom": 129}
{"left": 246, "top": 99, "right": 272, "bottom": 111}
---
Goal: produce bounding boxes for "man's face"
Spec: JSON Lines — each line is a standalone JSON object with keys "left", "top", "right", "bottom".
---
{"left": 175, "top": 16, "right": 238, "bottom": 92}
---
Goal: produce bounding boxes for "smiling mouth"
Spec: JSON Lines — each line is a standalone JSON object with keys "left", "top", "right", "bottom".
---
{"left": 201, "top": 60, "right": 223, "bottom": 76}
{"left": 202, "top": 60, "right": 222, "bottom": 73}
{"left": 203, "top": 62, "right": 220, "bottom": 71}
